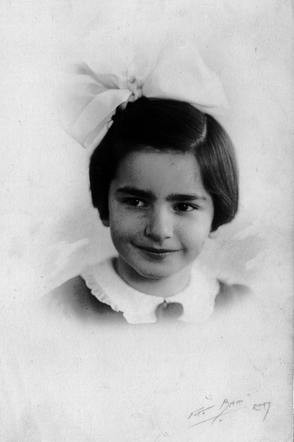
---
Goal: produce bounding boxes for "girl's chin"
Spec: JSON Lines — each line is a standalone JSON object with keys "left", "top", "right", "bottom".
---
{"left": 117, "top": 252, "right": 193, "bottom": 283}
{"left": 130, "top": 261, "right": 184, "bottom": 281}
{"left": 135, "top": 269, "right": 170, "bottom": 281}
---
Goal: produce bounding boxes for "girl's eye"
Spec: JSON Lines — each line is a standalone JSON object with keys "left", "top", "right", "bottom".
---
{"left": 174, "top": 202, "right": 198, "bottom": 213}
{"left": 122, "top": 198, "right": 146, "bottom": 208}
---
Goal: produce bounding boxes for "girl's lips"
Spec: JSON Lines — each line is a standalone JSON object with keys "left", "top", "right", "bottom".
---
{"left": 134, "top": 244, "right": 179, "bottom": 254}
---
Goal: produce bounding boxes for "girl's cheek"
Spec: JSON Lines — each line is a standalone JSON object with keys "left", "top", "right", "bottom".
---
{"left": 109, "top": 201, "right": 127, "bottom": 222}
{"left": 110, "top": 206, "right": 143, "bottom": 233}
{"left": 181, "top": 220, "right": 210, "bottom": 246}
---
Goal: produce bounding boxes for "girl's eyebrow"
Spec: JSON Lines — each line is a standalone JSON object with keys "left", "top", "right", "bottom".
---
{"left": 116, "top": 186, "right": 154, "bottom": 200}
{"left": 115, "top": 186, "right": 207, "bottom": 201}
{"left": 167, "top": 193, "right": 207, "bottom": 202}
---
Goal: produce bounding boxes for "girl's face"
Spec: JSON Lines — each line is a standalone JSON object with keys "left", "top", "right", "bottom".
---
{"left": 106, "top": 150, "right": 214, "bottom": 289}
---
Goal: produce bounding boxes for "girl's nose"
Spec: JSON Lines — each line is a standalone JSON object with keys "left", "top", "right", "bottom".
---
{"left": 144, "top": 207, "right": 173, "bottom": 241}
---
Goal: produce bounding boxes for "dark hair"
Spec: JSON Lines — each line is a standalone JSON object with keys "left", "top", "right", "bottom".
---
{"left": 89, "top": 97, "right": 238, "bottom": 231}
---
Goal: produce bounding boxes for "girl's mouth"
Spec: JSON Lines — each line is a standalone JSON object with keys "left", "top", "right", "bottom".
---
{"left": 134, "top": 244, "right": 179, "bottom": 257}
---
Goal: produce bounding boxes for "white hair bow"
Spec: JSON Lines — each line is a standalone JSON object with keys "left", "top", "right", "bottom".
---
{"left": 63, "top": 43, "right": 228, "bottom": 151}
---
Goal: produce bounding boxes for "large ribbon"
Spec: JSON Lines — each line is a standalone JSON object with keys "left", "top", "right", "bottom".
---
{"left": 63, "top": 43, "right": 228, "bottom": 151}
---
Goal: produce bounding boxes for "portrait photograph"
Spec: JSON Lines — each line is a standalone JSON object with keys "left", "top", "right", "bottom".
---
{"left": 0, "top": 1, "right": 293, "bottom": 441}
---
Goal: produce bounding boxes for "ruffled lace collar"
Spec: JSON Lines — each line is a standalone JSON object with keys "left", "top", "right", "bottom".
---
{"left": 81, "top": 258, "right": 219, "bottom": 324}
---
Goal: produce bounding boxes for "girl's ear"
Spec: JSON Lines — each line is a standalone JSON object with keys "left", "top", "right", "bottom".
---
{"left": 102, "top": 218, "right": 110, "bottom": 227}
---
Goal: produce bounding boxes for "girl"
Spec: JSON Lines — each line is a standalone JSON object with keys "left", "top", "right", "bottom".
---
{"left": 50, "top": 91, "right": 249, "bottom": 325}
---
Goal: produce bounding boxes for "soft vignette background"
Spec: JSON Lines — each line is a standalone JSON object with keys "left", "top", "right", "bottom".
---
{"left": 1, "top": 0, "right": 293, "bottom": 311}
{"left": 0, "top": 0, "right": 293, "bottom": 439}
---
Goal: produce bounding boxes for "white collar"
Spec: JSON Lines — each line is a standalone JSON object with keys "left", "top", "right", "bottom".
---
{"left": 81, "top": 258, "right": 219, "bottom": 325}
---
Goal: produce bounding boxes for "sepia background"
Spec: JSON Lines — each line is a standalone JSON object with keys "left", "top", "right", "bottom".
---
{"left": 1, "top": 0, "right": 293, "bottom": 311}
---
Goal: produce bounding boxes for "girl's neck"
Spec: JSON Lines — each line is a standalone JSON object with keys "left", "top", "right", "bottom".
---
{"left": 114, "top": 258, "right": 192, "bottom": 298}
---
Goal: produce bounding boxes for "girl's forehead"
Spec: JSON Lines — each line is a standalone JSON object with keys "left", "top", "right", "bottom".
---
{"left": 113, "top": 150, "right": 207, "bottom": 194}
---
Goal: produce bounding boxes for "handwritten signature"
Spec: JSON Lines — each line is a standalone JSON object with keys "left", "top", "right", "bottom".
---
{"left": 187, "top": 398, "right": 271, "bottom": 427}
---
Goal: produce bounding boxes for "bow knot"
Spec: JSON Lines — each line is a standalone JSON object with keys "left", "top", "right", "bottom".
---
{"left": 127, "top": 76, "right": 143, "bottom": 102}
{"left": 119, "top": 76, "right": 143, "bottom": 110}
